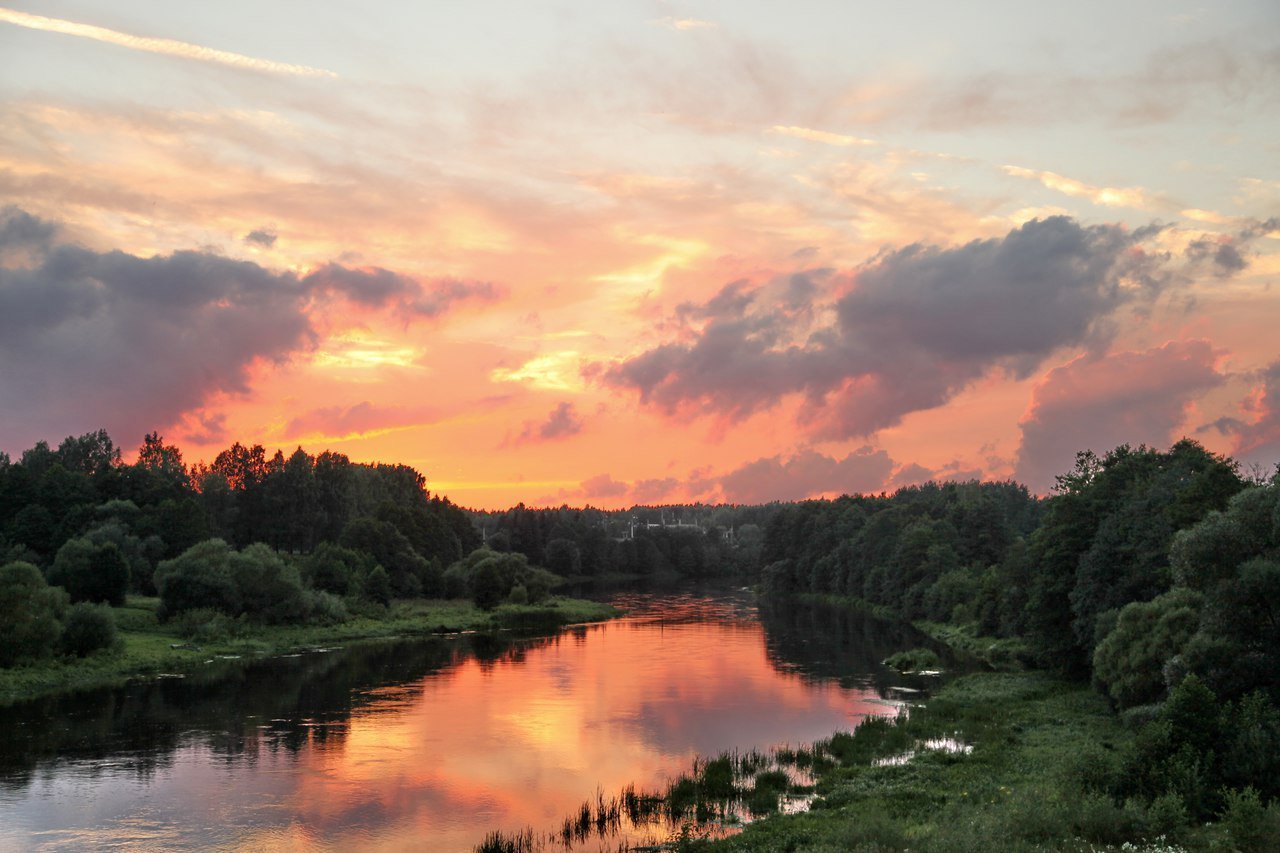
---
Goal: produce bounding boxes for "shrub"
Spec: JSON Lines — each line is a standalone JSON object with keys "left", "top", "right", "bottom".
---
{"left": 305, "top": 589, "right": 349, "bottom": 625}
{"left": 0, "top": 561, "right": 68, "bottom": 667}
{"left": 59, "top": 602, "right": 119, "bottom": 657}
{"left": 884, "top": 647, "right": 941, "bottom": 672}
{"left": 47, "top": 538, "right": 128, "bottom": 606}
{"left": 1220, "top": 786, "right": 1280, "bottom": 853}
{"left": 175, "top": 607, "right": 242, "bottom": 643}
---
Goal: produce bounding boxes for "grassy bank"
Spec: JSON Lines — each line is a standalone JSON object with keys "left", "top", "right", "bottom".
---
{"left": 0, "top": 594, "right": 618, "bottom": 706}
{"left": 709, "top": 671, "right": 1272, "bottom": 852}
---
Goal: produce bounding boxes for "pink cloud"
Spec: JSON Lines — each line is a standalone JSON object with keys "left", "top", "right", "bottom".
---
{"left": 1014, "top": 340, "right": 1224, "bottom": 492}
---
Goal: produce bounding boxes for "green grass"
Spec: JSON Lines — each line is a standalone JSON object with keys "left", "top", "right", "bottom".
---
{"left": 0, "top": 594, "right": 619, "bottom": 706}
{"left": 707, "top": 671, "right": 1258, "bottom": 851}
{"left": 914, "top": 620, "right": 1035, "bottom": 672}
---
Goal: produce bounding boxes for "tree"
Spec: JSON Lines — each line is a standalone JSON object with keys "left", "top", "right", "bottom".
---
{"left": 60, "top": 602, "right": 119, "bottom": 657}
{"left": 47, "top": 538, "right": 128, "bottom": 606}
{"left": 1092, "top": 588, "right": 1202, "bottom": 710}
{"left": 544, "top": 538, "right": 582, "bottom": 578}
{"left": 0, "top": 561, "right": 68, "bottom": 666}
{"left": 154, "top": 539, "right": 241, "bottom": 620}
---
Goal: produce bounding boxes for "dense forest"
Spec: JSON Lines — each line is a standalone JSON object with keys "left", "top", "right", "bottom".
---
{"left": 4, "top": 428, "right": 1280, "bottom": 832}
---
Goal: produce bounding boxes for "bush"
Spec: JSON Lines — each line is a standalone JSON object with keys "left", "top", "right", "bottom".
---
{"left": 47, "top": 538, "right": 128, "bottom": 606}
{"left": 884, "top": 647, "right": 941, "bottom": 672}
{"left": 0, "top": 561, "right": 68, "bottom": 667}
{"left": 59, "top": 602, "right": 119, "bottom": 657}
{"left": 175, "top": 607, "right": 243, "bottom": 643}
{"left": 1220, "top": 786, "right": 1280, "bottom": 853}
{"left": 305, "top": 589, "right": 349, "bottom": 625}
{"left": 444, "top": 549, "right": 565, "bottom": 609}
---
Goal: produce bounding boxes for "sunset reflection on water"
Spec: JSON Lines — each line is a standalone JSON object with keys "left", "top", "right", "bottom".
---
{"left": 0, "top": 591, "right": 925, "bottom": 851}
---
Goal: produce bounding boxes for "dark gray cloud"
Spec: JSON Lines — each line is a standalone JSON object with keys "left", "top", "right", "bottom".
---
{"left": 244, "top": 228, "right": 278, "bottom": 248}
{"left": 1185, "top": 235, "right": 1247, "bottom": 277}
{"left": 606, "top": 216, "right": 1174, "bottom": 438}
{"left": 718, "top": 447, "right": 894, "bottom": 503}
{"left": 0, "top": 209, "right": 497, "bottom": 453}
{"left": 0, "top": 205, "right": 56, "bottom": 254}
{"left": 1013, "top": 340, "right": 1224, "bottom": 493}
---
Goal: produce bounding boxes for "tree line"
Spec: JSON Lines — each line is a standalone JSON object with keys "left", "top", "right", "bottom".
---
{"left": 1, "top": 429, "right": 485, "bottom": 664}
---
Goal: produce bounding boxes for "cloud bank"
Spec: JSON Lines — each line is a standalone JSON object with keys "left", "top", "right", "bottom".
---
{"left": 0, "top": 207, "right": 494, "bottom": 452}
{"left": 605, "top": 216, "right": 1180, "bottom": 439}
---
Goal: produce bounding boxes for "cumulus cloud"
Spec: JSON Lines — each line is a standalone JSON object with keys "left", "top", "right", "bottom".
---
{"left": 606, "top": 216, "right": 1183, "bottom": 439}
{"left": 718, "top": 447, "right": 895, "bottom": 503}
{"left": 0, "top": 208, "right": 496, "bottom": 453}
{"left": 1013, "top": 340, "right": 1224, "bottom": 492}
{"left": 513, "top": 402, "right": 584, "bottom": 444}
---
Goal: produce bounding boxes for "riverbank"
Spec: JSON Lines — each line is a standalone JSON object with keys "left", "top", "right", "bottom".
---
{"left": 712, "top": 668, "right": 1278, "bottom": 851}
{"left": 0, "top": 595, "right": 619, "bottom": 706}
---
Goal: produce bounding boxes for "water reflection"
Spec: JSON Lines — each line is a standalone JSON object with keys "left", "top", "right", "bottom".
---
{"left": 0, "top": 590, "right": 943, "bottom": 851}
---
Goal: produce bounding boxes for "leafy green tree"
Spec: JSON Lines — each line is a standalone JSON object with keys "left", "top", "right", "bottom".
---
{"left": 363, "top": 564, "right": 393, "bottom": 606}
{"left": 339, "top": 516, "right": 438, "bottom": 597}
{"left": 229, "top": 543, "right": 309, "bottom": 624}
{"left": 1092, "top": 588, "right": 1202, "bottom": 710}
{"left": 302, "top": 542, "right": 375, "bottom": 597}
{"left": 471, "top": 559, "right": 504, "bottom": 610}
{"left": 1171, "top": 485, "right": 1279, "bottom": 590}
{"left": 47, "top": 538, "right": 128, "bottom": 606}
{"left": 0, "top": 561, "right": 68, "bottom": 666}
{"left": 154, "top": 539, "right": 241, "bottom": 620}
{"left": 543, "top": 538, "right": 582, "bottom": 577}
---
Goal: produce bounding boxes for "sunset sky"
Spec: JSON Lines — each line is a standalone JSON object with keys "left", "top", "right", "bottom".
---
{"left": 1, "top": 1, "right": 1277, "bottom": 509}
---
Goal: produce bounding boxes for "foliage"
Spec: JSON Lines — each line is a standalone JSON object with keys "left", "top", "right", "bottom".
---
{"left": 1092, "top": 588, "right": 1202, "bottom": 710}
{"left": 0, "top": 561, "right": 68, "bottom": 667}
{"left": 154, "top": 539, "right": 310, "bottom": 625}
{"left": 444, "top": 549, "right": 563, "bottom": 610}
{"left": 47, "top": 537, "right": 129, "bottom": 606}
{"left": 884, "top": 647, "right": 941, "bottom": 673}
{"left": 59, "top": 602, "right": 119, "bottom": 657}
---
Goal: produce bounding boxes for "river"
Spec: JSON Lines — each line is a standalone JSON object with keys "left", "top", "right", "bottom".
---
{"left": 0, "top": 588, "right": 950, "bottom": 851}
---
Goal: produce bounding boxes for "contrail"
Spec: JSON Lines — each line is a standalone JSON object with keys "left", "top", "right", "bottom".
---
{"left": 0, "top": 7, "right": 338, "bottom": 78}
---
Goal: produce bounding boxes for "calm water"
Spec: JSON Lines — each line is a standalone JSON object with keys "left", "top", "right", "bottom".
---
{"left": 0, "top": 589, "right": 948, "bottom": 851}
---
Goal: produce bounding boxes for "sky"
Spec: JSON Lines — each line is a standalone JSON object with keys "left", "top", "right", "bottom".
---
{"left": 1, "top": 1, "right": 1277, "bottom": 509}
